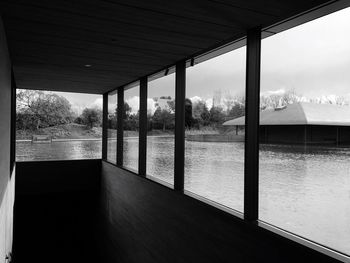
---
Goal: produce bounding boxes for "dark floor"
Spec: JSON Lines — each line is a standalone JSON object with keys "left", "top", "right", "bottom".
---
{"left": 13, "top": 193, "right": 99, "bottom": 263}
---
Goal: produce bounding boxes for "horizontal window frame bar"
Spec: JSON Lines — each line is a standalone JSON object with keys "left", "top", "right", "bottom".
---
{"left": 184, "top": 190, "right": 244, "bottom": 220}
{"left": 146, "top": 174, "right": 174, "bottom": 189}
{"left": 258, "top": 221, "right": 350, "bottom": 262}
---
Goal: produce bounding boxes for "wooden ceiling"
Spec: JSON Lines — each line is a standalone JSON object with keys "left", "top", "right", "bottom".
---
{"left": 0, "top": 0, "right": 335, "bottom": 94}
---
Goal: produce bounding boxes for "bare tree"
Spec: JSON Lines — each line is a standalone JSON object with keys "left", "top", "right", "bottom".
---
{"left": 212, "top": 90, "right": 222, "bottom": 108}
{"left": 335, "top": 96, "right": 349, "bottom": 106}
{"left": 260, "top": 89, "right": 301, "bottom": 110}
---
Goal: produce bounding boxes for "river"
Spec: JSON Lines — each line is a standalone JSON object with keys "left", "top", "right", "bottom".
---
{"left": 16, "top": 137, "right": 350, "bottom": 256}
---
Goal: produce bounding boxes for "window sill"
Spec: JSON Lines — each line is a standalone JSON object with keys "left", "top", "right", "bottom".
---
{"left": 145, "top": 174, "right": 174, "bottom": 189}
{"left": 184, "top": 190, "right": 244, "bottom": 220}
{"left": 258, "top": 221, "right": 350, "bottom": 263}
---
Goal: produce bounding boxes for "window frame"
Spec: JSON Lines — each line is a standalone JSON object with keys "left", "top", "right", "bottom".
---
{"left": 100, "top": 3, "right": 350, "bottom": 261}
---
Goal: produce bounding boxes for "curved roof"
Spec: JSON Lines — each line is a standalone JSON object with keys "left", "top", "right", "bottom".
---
{"left": 223, "top": 102, "right": 350, "bottom": 126}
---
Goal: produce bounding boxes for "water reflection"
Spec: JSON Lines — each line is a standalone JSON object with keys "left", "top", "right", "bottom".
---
{"left": 16, "top": 140, "right": 102, "bottom": 161}
{"left": 259, "top": 144, "right": 350, "bottom": 255}
{"left": 147, "top": 136, "right": 174, "bottom": 184}
{"left": 106, "top": 139, "right": 117, "bottom": 163}
{"left": 123, "top": 137, "right": 139, "bottom": 172}
{"left": 185, "top": 140, "right": 245, "bottom": 212}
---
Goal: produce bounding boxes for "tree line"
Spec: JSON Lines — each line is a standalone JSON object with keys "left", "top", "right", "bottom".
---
{"left": 19, "top": 88, "right": 333, "bottom": 132}
{"left": 16, "top": 90, "right": 102, "bottom": 130}
{"left": 108, "top": 97, "right": 246, "bottom": 131}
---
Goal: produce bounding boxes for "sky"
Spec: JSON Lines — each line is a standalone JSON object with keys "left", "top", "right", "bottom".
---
{"left": 48, "top": 91, "right": 102, "bottom": 115}
{"left": 46, "top": 7, "right": 350, "bottom": 113}
{"left": 260, "top": 6, "right": 350, "bottom": 98}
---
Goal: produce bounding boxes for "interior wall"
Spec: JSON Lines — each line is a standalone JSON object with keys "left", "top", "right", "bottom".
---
{"left": 0, "top": 16, "right": 14, "bottom": 263}
{"left": 99, "top": 161, "right": 342, "bottom": 263}
{"left": 14, "top": 160, "right": 101, "bottom": 263}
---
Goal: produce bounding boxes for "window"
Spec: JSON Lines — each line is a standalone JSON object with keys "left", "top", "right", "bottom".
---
{"left": 16, "top": 89, "right": 102, "bottom": 161}
{"left": 123, "top": 84, "right": 140, "bottom": 172}
{"left": 96, "top": 5, "right": 349, "bottom": 259}
{"left": 185, "top": 45, "right": 246, "bottom": 212}
{"left": 107, "top": 90, "right": 117, "bottom": 163}
{"left": 147, "top": 70, "right": 175, "bottom": 185}
{"left": 259, "top": 7, "right": 350, "bottom": 255}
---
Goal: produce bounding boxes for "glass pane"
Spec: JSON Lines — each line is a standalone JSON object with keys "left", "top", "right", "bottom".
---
{"left": 16, "top": 89, "right": 102, "bottom": 161}
{"left": 259, "top": 7, "right": 350, "bottom": 255}
{"left": 123, "top": 84, "right": 140, "bottom": 172}
{"left": 185, "top": 46, "right": 246, "bottom": 212}
{"left": 107, "top": 90, "right": 117, "bottom": 163}
{"left": 147, "top": 72, "right": 175, "bottom": 185}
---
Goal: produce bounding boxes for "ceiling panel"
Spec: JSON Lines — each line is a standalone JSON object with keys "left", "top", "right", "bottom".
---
{"left": 0, "top": 0, "right": 335, "bottom": 94}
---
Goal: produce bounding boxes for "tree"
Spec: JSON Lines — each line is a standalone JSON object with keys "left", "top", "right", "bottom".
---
{"left": 282, "top": 89, "right": 300, "bottom": 105}
{"left": 16, "top": 89, "right": 41, "bottom": 111}
{"left": 228, "top": 103, "right": 245, "bottom": 119}
{"left": 192, "top": 100, "right": 210, "bottom": 126}
{"left": 124, "top": 111, "right": 139, "bottom": 131}
{"left": 122, "top": 102, "right": 140, "bottom": 131}
{"left": 260, "top": 89, "right": 300, "bottom": 110}
{"left": 335, "top": 96, "right": 349, "bottom": 106}
{"left": 222, "top": 91, "right": 235, "bottom": 112}
{"left": 80, "top": 108, "right": 102, "bottom": 128}
{"left": 192, "top": 100, "right": 206, "bottom": 119}
{"left": 152, "top": 107, "right": 174, "bottom": 131}
{"left": 107, "top": 112, "right": 117, "bottom": 129}
{"left": 167, "top": 99, "right": 175, "bottom": 112}
{"left": 185, "top": 98, "right": 194, "bottom": 128}
{"left": 16, "top": 90, "right": 74, "bottom": 130}
{"left": 209, "top": 106, "right": 225, "bottom": 125}
{"left": 123, "top": 102, "right": 132, "bottom": 120}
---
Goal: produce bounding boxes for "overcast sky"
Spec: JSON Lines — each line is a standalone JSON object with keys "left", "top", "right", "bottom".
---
{"left": 58, "top": 7, "right": 350, "bottom": 113}
{"left": 52, "top": 91, "right": 102, "bottom": 115}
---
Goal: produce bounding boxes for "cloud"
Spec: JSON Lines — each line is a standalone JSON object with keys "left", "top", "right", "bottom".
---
{"left": 188, "top": 96, "right": 214, "bottom": 110}
{"left": 90, "top": 98, "right": 103, "bottom": 109}
{"left": 205, "top": 98, "right": 213, "bottom": 109}
{"left": 71, "top": 104, "right": 84, "bottom": 115}
{"left": 70, "top": 98, "right": 103, "bottom": 116}
{"left": 147, "top": 98, "right": 156, "bottom": 114}
{"left": 190, "top": 96, "right": 202, "bottom": 104}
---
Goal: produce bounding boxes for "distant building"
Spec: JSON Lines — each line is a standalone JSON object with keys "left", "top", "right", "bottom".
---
{"left": 223, "top": 102, "right": 350, "bottom": 145}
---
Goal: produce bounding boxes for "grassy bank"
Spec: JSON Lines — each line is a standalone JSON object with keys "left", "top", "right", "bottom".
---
{"left": 16, "top": 123, "right": 102, "bottom": 140}
{"left": 17, "top": 124, "right": 241, "bottom": 141}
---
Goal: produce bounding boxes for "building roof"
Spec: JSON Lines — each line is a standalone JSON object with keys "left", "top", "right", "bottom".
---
{"left": 0, "top": 0, "right": 345, "bottom": 94}
{"left": 223, "top": 102, "right": 350, "bottom": 126}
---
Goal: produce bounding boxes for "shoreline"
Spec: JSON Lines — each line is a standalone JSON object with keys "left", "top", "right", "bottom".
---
{"left": 16, "top": 134, "right": 175, "bottom": 143}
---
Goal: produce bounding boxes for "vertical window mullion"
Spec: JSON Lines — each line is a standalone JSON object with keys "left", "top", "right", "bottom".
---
{"left": 174, "top": 61, "right": 186, "bottom": 191}
{"left": 244, "top": 27, "right": 261, "bottom": 221}
{"left": 117, "top": 88, "right": 124, "bottom": 166}
{"left": 10, "top": 69, "right": 16, "bottom": 173}
{"left": 102, "top": 93, "right": 108, "bottom": 160}
{"left": 139, "top": 77, "right": 148, "bottom": 176}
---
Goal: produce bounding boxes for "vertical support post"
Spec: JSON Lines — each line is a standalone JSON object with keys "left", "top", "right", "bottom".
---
{"left": 244, "top": 27, "right": 261, "bottom": 221}
{"left": 102, "top": 93, "right": 108, "bottom": 160}
{"left": 10, "top": 69, "right": 16, "bottom": 174}
{"left": 117, "top": 88, "right": 124, "bottom": 166}
{"left": 139, "top": 77, "right": 148, "bottom": 176}
{"left": 174, "top": 60, "right": 186, "bottom": 191}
